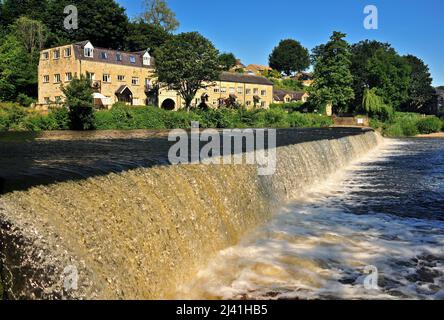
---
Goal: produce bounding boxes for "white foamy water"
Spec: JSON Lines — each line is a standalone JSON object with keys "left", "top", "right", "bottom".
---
{"left": 176, "top": 139, "right": 444, "bottom": 300}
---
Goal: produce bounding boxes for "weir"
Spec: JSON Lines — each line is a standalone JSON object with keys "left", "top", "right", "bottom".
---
{"left": 0, "top": 129, "right": 381, "bottom": 299}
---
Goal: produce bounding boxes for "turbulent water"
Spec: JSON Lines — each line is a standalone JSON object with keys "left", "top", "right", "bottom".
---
{"left": 176, "top": 138, "right": 444, "bottom": 300}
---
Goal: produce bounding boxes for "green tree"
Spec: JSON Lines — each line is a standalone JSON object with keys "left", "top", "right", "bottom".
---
{"left": 403, "top": 55, "right": 435, "bottom": 112}
{"left": 308, "top": 32, "right": 354, "bottom": 114}
{"left": 218, "top": 52, "right": 237, "bottom": 71}
{"left": 269, "top": 39, "right": 310, "bottom": 76}
{"left": 61, "top": 75, "right": 95, "bottom": 130}
{"left": 141, "top": 0, "right": 179, "bottom": 32}
{"left": 362, "top": 88, "right": 393, "bottom": 120}
{"left": 45, "top": 0, "right": 129, "bottom": 49}
{"left": 155, "top": 32, "right": 221, "bottom": 111}
{"left": 11, "top": 17, "right": 48, "bottom": 63}
{"left": 0, "top": 34, "right": 38, "bottom": 100}
{"left": 0, "top": 0, "right": 48, "bottom": 27}
{"left": 365, "top": 48, "right": 411, "bottom": 109}
{"left": 125, "top": 20, "right": 171, "bottom": 52}
{"left": 350, "top": 40, "right": 391, "bottom": 108}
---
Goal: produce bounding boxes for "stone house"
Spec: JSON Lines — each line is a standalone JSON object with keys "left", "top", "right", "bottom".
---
{"left": 273, "top": 89, "right": 309, "bottom": 104}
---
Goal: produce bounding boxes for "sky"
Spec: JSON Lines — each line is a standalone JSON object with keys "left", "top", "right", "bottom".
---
{"left": 117, "top": 0, "right": 444, "bottom": 86}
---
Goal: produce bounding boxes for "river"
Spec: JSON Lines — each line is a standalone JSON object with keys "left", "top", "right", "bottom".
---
{"left": 175, "top": 138, "right": 444, "bottom": 300}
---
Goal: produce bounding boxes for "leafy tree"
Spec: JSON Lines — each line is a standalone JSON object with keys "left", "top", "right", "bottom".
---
{"left": 403, "top": 55, "right": 435, "bottom": 112}
{"left": 362, "top": 88, "right": 393, "bottom": 120}
{"left": 0, "top": 0, "right": 48, "bottom": 27}
{"left": 269, "top": 39, "right": 310, "bottom": 76}
{"left": 45, "top": 0, "right": 129, "bottom": 49}
{"left": 11, "top": 17, "right": 48, "bottom": 62}
{"left": 141, "top": 0, "right": 179, "bottom": 32}
{"left": 308, "top": 32, "right": 354, "bottom": 114}
{"left": 272, "top": 78, "right": 304, "bottom": 92}
{"left": 218, "top": 53, "right": 237, "bottom": 71}
{"left": 350, "top": 40, "right": 391, "bottom": 108}
{"left": 61, "top": 75, "right": 95, "bottom": 130}
{"left": 436, "top": 86, "right": 444, "bottom": 90}
{"left": 125, "top": 20, "right": 171, "bottom": 52}
{"left": 155, "top": 32, "right": 221, "bottom": 111}
{"left": 365, "top": 48, "right": 411, "bottom": 110}
{"left": 0, "top": 34, "right": 38, "bottom": 100}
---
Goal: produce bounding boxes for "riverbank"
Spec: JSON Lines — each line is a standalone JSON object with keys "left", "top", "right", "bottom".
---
{"left": 416, "top": 132, "right": 444, "bottom": 138}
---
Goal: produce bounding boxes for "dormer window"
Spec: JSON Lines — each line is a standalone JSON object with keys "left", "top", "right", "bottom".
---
{"left": 101, "top": 52, "right": 108, "bottom": 59}
{"left": 83, "top": 41, "right": 94, "bottom": 58}
{"left": 116, "top": 53, "right": 122, "bottom": 61}
{"left": 129, "top": 56, "right": 136, "bottom": 64}
{"left": 143, "top": 51, "right": 151, "bottom": 66}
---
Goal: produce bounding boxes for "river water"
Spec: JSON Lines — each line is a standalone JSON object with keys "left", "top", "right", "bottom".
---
{"left": 176, "top": 138, "right": 444, "bottom": 300}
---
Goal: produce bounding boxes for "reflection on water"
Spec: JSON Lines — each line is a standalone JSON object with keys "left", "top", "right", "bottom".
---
{"left": 176, "top": 139, "right": 444, "bottom": 300}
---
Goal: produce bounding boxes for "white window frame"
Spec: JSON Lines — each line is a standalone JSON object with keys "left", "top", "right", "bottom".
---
{"left": 117, "top": 75, "right": 125, "bottom": 82}
{"left": 65, "top": 72, "right": 72, "bottom": 82}
{"left": 101, "top": 52, "right": 108, "bottom": 60}
{"left": 64, "top": 47, "right": 71, "bottom": 57}
{"left": 261, "top": 90, "right": 267, "bottom": 96}
{"left": 53, "top": 49, "right": 60, "bottom": 60}
{"left": 246, "top": 89, "right": 252, "bottom": 95}
{"left": 237, "top": 87, "right": 243, "bottom": 94}
{"left": 129, "top": 56, "right": 136, "bottom": 64}
{"left": 54, "top": 74, "right": 61, "bottom": 83}
{"left": 116, "top": 53, "right": 122, "bottom": 62}
{"left": 43, "top": 75, "right": 49, "bottom": 83}
{"left": 42, "top": 52, "right": 49, "bottom": 60}
{"left": 103, "top": 74, "right": 111, "bottom": 83}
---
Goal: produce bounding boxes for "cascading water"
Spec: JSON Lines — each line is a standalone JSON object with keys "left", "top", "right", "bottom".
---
{"left": 0, "top": 130, "right": 381, "bottom": 299}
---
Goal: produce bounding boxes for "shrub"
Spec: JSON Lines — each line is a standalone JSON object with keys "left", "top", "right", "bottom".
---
{"left": 16, "top": 93, "right": 36, "bottom": 107}
{"left": 48, "top": 107, "right": 70, "bottom": 130}
{"left": 62, "top": 76, "right": 95, "bottom": 130}
{"left": 416, "top": 117, "right": 442, "bottom": 134}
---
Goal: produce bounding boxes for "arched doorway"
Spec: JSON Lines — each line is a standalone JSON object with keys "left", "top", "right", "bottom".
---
{"left": 115, "top": 85, "right": 133, "bottom": 105}
{"left": 161, "top": 98, "right": 176, "bottom": 111}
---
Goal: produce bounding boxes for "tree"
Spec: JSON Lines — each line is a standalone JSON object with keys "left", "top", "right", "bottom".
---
{"left": 350, "top": 40, "right": 391, "bottom": 108}
{"left": 61, "top": 75, "right": 95, "bottom": 130}
{"left": 141, "top": 0, "right": 179, "bottom": 32}
{"left": 125, "top": 20, "right": 171, "bottom": 52}
{"left": 308, "top": 32, "right": 355, "bottom": 114}
{"left": 0, "top": 34, "right": 38, "bottom": 101}
{"left": 403, "top": 55, "right": 435, "bottom": 112}
{"left": 11, "top": 17, "right": 48, "bottom": 62}
{"left": 362, "top": 88, "right": 393, "bottom": 120}
{"left": 218, "top": 53, "right": 237, "bottom": 71}
{"left": 0, "top": 0, "right": 48, "bottom": 27}
{"left": 269, "top": 39, "right": 310, "bottom": 76}
{"left": 155, "top": 32, "right": 221, "bottom": 111}
{"left": 45, "top": 0, "right": 129, "bottom": 49}
{"left": 365, "top": 48, "right": 411, "bottom": 110}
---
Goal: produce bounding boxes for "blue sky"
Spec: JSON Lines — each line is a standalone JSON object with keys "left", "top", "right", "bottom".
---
{"left": 117, "top": 0, "right": 444, "bottom": 86}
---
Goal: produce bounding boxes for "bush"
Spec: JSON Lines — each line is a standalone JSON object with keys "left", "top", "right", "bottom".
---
{"left": 16, "top": 93, "right": 36, "bottom": 107}
{"left": 416, "top": 117, "right": 442, "bottom": 134}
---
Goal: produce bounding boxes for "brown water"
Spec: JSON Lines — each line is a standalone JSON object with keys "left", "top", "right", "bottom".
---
{"left": 0, "top": 128, "right": 380, "bottom": 299}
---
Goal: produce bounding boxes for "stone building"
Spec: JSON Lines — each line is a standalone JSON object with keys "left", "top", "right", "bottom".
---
{"left": 273, "top": 89, "right": 309, "bottom": 104}
{"left": 38, "top": 41, "right": 274, "bottom": 110}
{"left": 158, "top": 72, "right": 274, "bottom": 110}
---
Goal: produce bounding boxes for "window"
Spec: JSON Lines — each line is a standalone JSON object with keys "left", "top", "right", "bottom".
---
{"left": 261, "top": 90, "right": 267, "bottom": 96}
{"left": 44, "top": 97, "right": 50, "bottom": 104}
{"left": 101, "top": 52, "right": 108, "bottom": 60}
{"left": 129, "top": 56, "right": 136, "bottom": 64}
{"left": 229, "top": 87, "right": 235, "bottom": 94}
{"left": 42, "top": 52, "right": 49, "bottom": 60}
{"left": 117, "top": 75, "right": 125, "bottom": 81}
{"left": 132, "top": 77, "right": 139, "bottom": 85}
{"left": 103, "top": 74, "right": 111, "bottom": 83}
{"left": 214, "top": 87, "right": 220, "bottom": 93}
{"left": 54, "top": 74, "right": 61, "bottom": 83}
{"left": 246, "top": 89, "right": 251, "bottom": 95}
{"left": 253, "top": 88, "right": 258, "bottom": 95}
{"left": 84, "top": 47, "right": 94, "bottom": 58}
{"left": 221, "top": 87, "right": 227, "bottom": 93}
{"left": 55, "top": 96, "right": 62, "bottom": 103}
{"left": 86, "top": 72, "right": 95, "bottom": 81}
{"left": 64, "top": 47, "right": 71, "bottom": 57}
{"left": 237, "top": 87, "right": 243, "bottom": 94}
{"left": 53, "top": 49, "right": 60, "bottom": 59}
{"left": 143, "top": 53, "right": 151, "bottom": 66}
{"left": 246, "top": 101, "right": 252, "bottom": 106}
{"left": 261, "top": 101, "right": 266, "bottom": 108}
{"left": 65, "top": 72, "right": 72, "bottom": 82}
{"left": 213, "top": 100, "right": 218, "bottom": 106}
{"left": 116, "top": 53, "right": 122, "bottom": 62}
{"left": 43, "top": 75, "right": 49, "bottom": 83}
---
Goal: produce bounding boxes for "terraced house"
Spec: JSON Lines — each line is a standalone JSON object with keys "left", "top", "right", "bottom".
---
{"left": 38, "top": 41, "right": 274, "bottom": 110}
